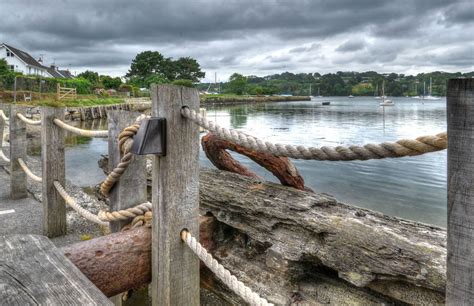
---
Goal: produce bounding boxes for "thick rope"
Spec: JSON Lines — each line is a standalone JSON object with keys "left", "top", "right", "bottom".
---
{"left": 98, "top": 202, "right": 152, "bottom": 222}
{"left": 53, "top": 118, "right": 108, "bottom": 138}
{"left": 181, "top": 230, "right": 273, "bottom": 306}
{"left": 0, "top": 150, "right": 10, "bottom": 163}
{"left": 54, "top": 181, "right": 152, "bottom": 226}
{"left": 181, "top": 107, "right": 447, "bottom": 161}
{"left": 99, "top": 114, "right": 148, "bottom": 196}
{"left": 0, "top": 110, "right": 8, "bottom": 122}
{"left": 16, "top": 113, "right": 41, "bottom": 125}
{"left": 17, "top": 158, "right": 42, "bottom": 182}
{"left": 53, "top": 181, "right": 109, "bottom": 226}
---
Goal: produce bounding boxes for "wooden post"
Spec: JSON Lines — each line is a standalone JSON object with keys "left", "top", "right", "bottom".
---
{"left": 447, "top": 78, "right": 474, "bottom": 304}
{"left": 41, "top": 107, "right": 66, "bottom": 237}
{"left": 151, "top": 85, "right": 200, "bottom": 305}
{"left": 108, "top": 110, "right": 148, "bottom": 305}
{"left": 0, "top": 103, "right": 5, "bottom": 161}
{"left": 9, "top": 104, "right": 27, "bottom": 199}
{"left": 108, "top": 110, "right": 147, "bottom": 232}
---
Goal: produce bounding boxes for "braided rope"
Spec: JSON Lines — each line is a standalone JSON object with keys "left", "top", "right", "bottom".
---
{"left": 53, "top": 118, "right": 108, "bottom": 138}
{"left": 0, "top": 150, "right": 10, "bottom": 163}
{"left": 181, "top": 230, "right": 273, "bottom": 306}
{"left": 181, "top": 107, "right": 447, "bottom": 161}
{"left": 16, "top": 113, "right": 41, "bottom": 125}
{"left": 53, "top": 181, "right": 109, "bottom": 226}
{"left": 0, "top": 110, "right": 8, "bottom": 122}
{"left": 17, "top": 158, "right": 42, "bottom": 182}
{"left": 98, "top": 202, "right": 152, "bottom": 222}
{"left": 99, "top": 114, "right": 148, "bottom": 196}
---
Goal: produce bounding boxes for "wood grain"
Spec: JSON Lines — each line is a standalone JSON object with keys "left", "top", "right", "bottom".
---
{"left": 9, "top": 105, "right": 27, "bottom": 199}
{"left": 0, "top": 234, "right": 112, "bottom": 305}
{"left": 41, "top": 107, "right": 66, "bottom": 237}
{"left": 447, "top": 78, "right": 474, "bottom": 304}
{"left": 151, "top": 85, "right": 200, "bottom": 305}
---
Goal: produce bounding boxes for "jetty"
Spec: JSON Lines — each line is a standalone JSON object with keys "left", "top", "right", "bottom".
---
{"left": 0, "top": 79, "right": 473, "bottom": 305}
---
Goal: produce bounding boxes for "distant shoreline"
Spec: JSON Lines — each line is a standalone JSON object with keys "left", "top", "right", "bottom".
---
{"left": 200, "top": 95, "right": 311, "bottom": 105}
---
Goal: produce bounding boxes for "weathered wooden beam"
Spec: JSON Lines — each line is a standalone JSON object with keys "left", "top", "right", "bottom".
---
{"left": 41, "top": 107, "right": 66, "bottom": 237}
{"left": 447, "top": 78, "right": 474, "bottom": 304}
{"left": 9, "top": 105, "right": 27, "bottom": 199}
{"left": 198, "top": 169, "right": 446, "bottom": 293}
{"left": 1, "top": 234, "right": 112, "bottom": 305}
{"left": 151, "top": 85, "right": 200, "bottom": 305}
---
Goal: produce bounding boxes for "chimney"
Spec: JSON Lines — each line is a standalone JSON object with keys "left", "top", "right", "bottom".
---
{"left": 38, "top": 57, "right": 43, "bottom": 64}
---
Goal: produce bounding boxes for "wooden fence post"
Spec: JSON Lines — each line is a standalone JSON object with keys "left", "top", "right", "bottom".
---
{"left": 151, "top": 85, "right": 200, "bottom": 305}
{"left": 108, "top": 110, "right": 148, "bottom": 231}
{"left": 0, "top": 103, "right": 5, "bottom": 162}
{"left": 447, "top": 78, "right": 474, "bottom": 304}
{"left": 9, "top": 104, "right": 27, "bottom": 199}
{"left": 41, "top": 107, "right": 66, "bottom": 237}
{"left": 108, "top": 110, "right": 148, "bottom": 305}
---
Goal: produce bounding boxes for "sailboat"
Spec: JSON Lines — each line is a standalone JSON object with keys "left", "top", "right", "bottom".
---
{"left": 423, "top": 77, "right": 441, "bottom": 100}
{"left": 316, "top": 87, "right": 323, "bottom": 98}
{"left": 412, "top": 82, "right": 421, "bottom": 99}
{"left": 379, "top": 81, "right": 394, "bottom": 106}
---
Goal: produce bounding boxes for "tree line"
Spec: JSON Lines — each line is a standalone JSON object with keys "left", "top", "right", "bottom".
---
{"left": 198, "top": 71, "right": 474, "bottom": 96}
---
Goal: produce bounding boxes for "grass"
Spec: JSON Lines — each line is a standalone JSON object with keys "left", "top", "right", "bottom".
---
{"left": 11, "top": 96, "right": 125, "bottom": 108}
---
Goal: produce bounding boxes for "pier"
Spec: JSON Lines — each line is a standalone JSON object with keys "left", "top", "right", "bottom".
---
{"left": 0, "top": 80, "right": 473, "bottom": 304}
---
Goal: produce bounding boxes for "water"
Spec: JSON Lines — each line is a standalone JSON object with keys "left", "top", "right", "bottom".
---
{"left": 54, "top": 97, "right": 447, "bottom": 227}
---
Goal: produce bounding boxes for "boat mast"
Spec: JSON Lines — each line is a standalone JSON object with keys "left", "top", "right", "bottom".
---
{"left": 429, "top": 77, "right": 432, "bottom": 96}
{"left": 309, "top": 83, "right": 312, "bottom": 96}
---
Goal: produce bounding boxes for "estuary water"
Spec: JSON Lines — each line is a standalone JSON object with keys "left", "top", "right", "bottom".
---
{"left": 62, "top": 97, "right": 447, "bottom": 227}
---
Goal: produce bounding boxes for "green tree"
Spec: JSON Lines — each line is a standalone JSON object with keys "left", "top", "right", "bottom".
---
{"left": 144, "top": 74, "right": 168, "bottom": 88}
{"left": 0, "top": 58, "right": 11, "bottom": 75}
{"left": 100, "top": 75, "right": 122, "bottom": 89}
{"left": 228, "top": 73, "right": 247, "bottom": 95}
{"left": 77, "top": 70, "right": 100, "bottom": 85}
{"left": 172, "top": 57, "right": 205, "bottom": 82}
{"left": 126, "top": 51, "right": 172, "bottom": 87}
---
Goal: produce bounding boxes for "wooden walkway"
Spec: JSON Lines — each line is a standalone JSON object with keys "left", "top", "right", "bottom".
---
{"left": 0, "top": 168, "right": 43, "bottom": 236}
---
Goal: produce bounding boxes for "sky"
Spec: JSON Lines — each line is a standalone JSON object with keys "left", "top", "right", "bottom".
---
{"left": 0, "top": 0, "right": 473, "bottom": 82}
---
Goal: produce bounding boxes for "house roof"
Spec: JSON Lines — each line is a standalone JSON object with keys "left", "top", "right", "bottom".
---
{"left": 2, "top": 43, "right": 46, "bottom": 69}
{"left": 59, "top": 69, "right": 74, "bottom": 78}
{"left": 46, "top": 67, "right": 64, "bottom": 78}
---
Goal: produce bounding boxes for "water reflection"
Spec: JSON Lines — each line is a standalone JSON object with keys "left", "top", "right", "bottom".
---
{"left": 28, "top": 98, "right": 446, "bottom": 227}
{"left": 202, "top": 97, "right": 447, "bottom": 227}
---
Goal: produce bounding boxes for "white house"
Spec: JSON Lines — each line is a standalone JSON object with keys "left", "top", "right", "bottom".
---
{"left": 0, "top": 43, "right": 49, "bottom": 77}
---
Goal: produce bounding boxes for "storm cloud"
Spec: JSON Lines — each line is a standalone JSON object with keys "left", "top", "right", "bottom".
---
{"left": 0, "top": 0, "right": 472, "bottom": 80}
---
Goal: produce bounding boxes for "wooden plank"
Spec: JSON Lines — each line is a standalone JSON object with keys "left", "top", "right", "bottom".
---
{"left": 41, "top": 107, "right": 66, "bottom": 237}
{"left": 0, "top": 234, "right": 112, "bottom": 305}
{"left": 151, "top": 85, "right": 200, "bottom": 305}
{"left": 447, "top": 78, "right": 474, "bottom": 304}
{"left": 9, "top": 105, "right": 27, "bottom": 199}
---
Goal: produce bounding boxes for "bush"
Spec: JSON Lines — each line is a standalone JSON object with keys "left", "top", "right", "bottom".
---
{"left": 172, "top": 79, "right": 194, "bottom": 88}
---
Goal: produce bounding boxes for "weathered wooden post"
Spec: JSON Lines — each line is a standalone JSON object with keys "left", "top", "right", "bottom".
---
{"left": 151, "top": 85, "right": 200, "bottom": 305}
{"left": 108, "top": 110, "right": 148, "bottom": 231}
{"left": 0, "top": 104, "right": 5, "bottom": 160}
{"left": 9, "top": 104, "right": 27, "bottom": 199}
{"left": 41, "top": 107, "right": 66, "bottom": 237}
{"left": 108, "top": 110, "right": 148, "bottom": 304}
{"left": 447, "top": 78, "right": 474, "bottom": 304}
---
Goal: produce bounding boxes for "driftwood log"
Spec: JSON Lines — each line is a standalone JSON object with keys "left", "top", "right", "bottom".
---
{"left": 91, "top": 163, "right": 445, "bottom": 304}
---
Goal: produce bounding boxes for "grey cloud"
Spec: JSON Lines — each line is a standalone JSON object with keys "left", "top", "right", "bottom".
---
{"left": 336, "top": 40, "right": 366, "bottom": 52}
{"left": 0, "top": 0, "right": 471, "bottom": 78}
